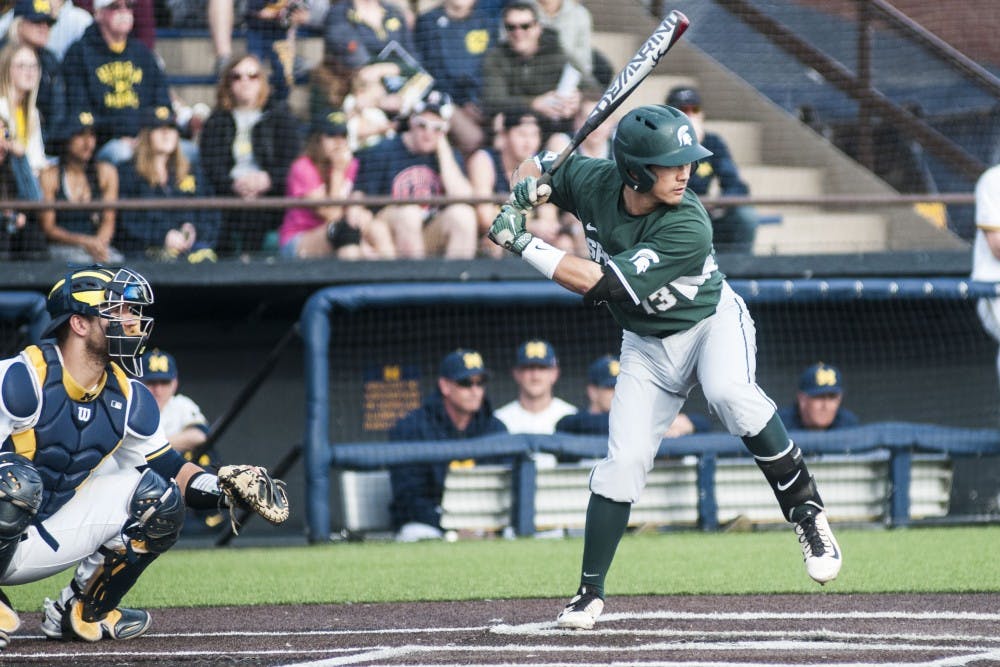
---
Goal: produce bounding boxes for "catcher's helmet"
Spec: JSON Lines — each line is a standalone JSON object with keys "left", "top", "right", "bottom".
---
{"left": 42, "top": 266, "right": 155, "bottom": 376}
{"left": 612, "top": 105, "right": 713, "bottom": 192}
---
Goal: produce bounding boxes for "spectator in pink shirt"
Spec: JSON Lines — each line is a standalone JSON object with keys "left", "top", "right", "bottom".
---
{"left": 278, "top": 109, "right": 395, "bottom": 259}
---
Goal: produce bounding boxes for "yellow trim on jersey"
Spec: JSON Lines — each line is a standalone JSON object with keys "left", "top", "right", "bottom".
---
{"left": 109, "top": 362, "right": 132, "bottom": 400}
{"left": 977, "top": 223, "right": 1000, "bottom": 231}
{"left": 145, "top": 443, "right": 174, "bottom": 461}
{"left": 10, "top": 430, "right": 36, "bottom": 460}
{"left": 23, "top": 345, "right": 47, "bottom": 386}
{"left": 63, "top": 368, "right": 106, "bottom": 402}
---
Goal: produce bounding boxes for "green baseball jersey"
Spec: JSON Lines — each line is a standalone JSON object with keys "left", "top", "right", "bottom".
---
{"left": 547, "top": 154, "right": 725, "bottom": 336}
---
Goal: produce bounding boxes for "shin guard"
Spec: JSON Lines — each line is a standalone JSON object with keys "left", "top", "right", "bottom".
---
{"left": 755, "top": 443, "right": 824, "bottom": 522}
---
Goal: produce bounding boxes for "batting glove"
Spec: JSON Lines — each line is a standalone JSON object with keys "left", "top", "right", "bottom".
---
{"left": 488, "top": 204, "right": 534, "bottom": 255}
{"left": 509, "top": 176, "right": 552, "bottom": 211}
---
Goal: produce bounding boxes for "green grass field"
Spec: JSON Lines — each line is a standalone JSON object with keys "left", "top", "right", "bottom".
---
{"left": 8, "top": 526, "right": 998, "bottom": 612}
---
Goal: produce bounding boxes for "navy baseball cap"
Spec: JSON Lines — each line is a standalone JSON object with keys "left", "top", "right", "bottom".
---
{"left": 140, "top": 349, "right": 178, "bottom": 381}
{"left": 325, "top": 22, "right": 372, "bottom": 70}
{"left": 14, "top": 0, "right": 56, "bottom": 24}
{"left": 798, "top": 362, "right": 843, "bottom": 396}
{"left": 314, "top": 109, "right": 348, "bottom": 137}
{"left": 515, "top": 339, "right": 557, "bottom": 368}
{"left": 140, "top": 105, "right": 178, "bottom": 131}
{"left": 64, "top": 110, "right": 97, "bottom": 137}
{"left": 666, "top": 86, "right": 702, "bottom": 109}
{"left": 439, "top": 349, "right": 490, "bottom": 382}
{"left": 588, "top": 355, "right": 620, "bottom": 388}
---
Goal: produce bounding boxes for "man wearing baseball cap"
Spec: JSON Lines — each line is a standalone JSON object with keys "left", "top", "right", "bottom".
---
{"left": 388, "top": 348, "right": 507, "bottom": 542}
{"left": 666, "top": 84, "right": 760, "bottom": 254}
{"left": 555, "top": 354, "right": 619, "bottom": 435}
{"left": 354, "top": 89, "right": 479, "bottom": 259}
{"left": 62, "top": 0, "right": 172, "bottom": 164}
{"left": 494, "top": 338, "right": 577, "bottom": 435}
{"left": 778, "top": 362, "right": 860, "bottom": 430}
{"left": 139, "top": 348, "right": 225, "bottom": 532}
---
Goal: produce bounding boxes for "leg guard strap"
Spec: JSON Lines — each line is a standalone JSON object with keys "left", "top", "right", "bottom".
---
{"left": 73, "top": 547, "right": 159, "bottom": 622}
{"left": 755, "top": 444, "right": 824, "bottom": 522}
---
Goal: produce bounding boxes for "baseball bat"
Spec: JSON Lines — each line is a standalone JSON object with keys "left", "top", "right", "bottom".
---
{"left": 537, "top": 9, "right": 690, "bottom": 187}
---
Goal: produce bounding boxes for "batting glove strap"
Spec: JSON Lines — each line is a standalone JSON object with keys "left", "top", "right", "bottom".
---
{"left": 488, "top": 205, "right": 534, "bottom": 255}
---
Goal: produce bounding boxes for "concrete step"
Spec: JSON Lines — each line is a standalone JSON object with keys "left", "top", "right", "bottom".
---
{"left": 739, "top": 164, "right": 824, "bottom": 198}
{"left": 157, "top": 35, "right": 324, "bottom": 76}
{"left": 592, "top": 30, "right": 641, "bottom": 70}
{"left": 605, "top": 74, "right": 698, "bottom": 123}
{"left": 704, "top": 120, "right": 762, "bottom": 166}
{"left": 753, "top": 212, "right": 888, "bottom": 255}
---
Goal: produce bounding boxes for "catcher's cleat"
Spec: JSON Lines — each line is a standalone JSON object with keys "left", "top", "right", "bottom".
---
{"left": 41, "top": 597, "right": 151, "bottom": 642}
{"left": 0, "top": 589, "right": 21, "bottom": 651}
{"left": 795, "top": 508, "right": 842, "bottom": 584}
{"left": 556, "top": 585, "right": 604, "bottom": 630}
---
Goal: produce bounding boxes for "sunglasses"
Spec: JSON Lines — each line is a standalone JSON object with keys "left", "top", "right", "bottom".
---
{"left": 455, "top": 377, "right": 487, "bottom": 388}
{"left": 230, "top": 71, "right": 261, "bottom": 82}
{"left": 411, "top": 118, "right": 448, "bottom": 132}
{"left": 679, "top": 105, "right": 701, "bottom": 114}
{"left": 505, "top": 21, "right": 536, "bottom": 32}
{"left": 104, "top": 1, "right": 134, "bottom": 10}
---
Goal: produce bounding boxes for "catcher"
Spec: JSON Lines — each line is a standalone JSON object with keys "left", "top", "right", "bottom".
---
{"left": 0, "top": 265, "right": 289, "bottom": 650}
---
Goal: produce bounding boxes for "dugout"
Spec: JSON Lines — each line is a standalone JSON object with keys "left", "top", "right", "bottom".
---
{"left": 2, "top": 251, "right": 999, "bottom": 542}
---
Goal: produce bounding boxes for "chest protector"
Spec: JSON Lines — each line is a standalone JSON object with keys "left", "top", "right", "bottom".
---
{"left": 26, "top": 345, "right": 129, "bottom": 521}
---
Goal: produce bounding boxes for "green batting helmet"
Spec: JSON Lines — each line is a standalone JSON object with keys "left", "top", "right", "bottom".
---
{"left": 612, "top": 105, "right": 713, "bottom": 192}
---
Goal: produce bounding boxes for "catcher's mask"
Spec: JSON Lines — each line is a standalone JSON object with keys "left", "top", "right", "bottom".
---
{"left": 43, "top": 266, "right": 155, "bottom": 376}
{"left": 612, "top": 104, "right": 713, "bottom": 192}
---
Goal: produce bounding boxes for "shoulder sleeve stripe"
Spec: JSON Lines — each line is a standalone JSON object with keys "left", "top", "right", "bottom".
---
{"left": 146, "top": 443, "right": 174, "bottom": 461}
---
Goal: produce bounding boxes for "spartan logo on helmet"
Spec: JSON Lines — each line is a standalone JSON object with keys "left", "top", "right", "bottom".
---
{"left": 42, "top": 266, "right": 155, "bottom": 376}
{"left": 612, "top": 105, "right": 713, "bottom": 192}
{"left": 676, "top": 125, "right": 694, "bottom": 147}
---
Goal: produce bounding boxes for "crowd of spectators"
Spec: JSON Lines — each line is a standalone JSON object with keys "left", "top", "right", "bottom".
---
{"left": 0, "top": 0, "right": 765, "bottom": 262}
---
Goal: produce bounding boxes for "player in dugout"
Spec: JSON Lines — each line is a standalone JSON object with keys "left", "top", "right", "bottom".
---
{"left": 487, "top": 103, "right": 843, "bottom": 630}
{"left": 0, "top": 265, "right": 288, "bottom": 650}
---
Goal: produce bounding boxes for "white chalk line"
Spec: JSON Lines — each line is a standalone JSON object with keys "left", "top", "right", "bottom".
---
{"left": 9, "top": 609, "right": 999, "bottom": 666}
{"left": 493, "top": 626, "right": 1000, "bottom": 645}
{"left": 278, "top": 644, "right": 1000, "bottom": 667}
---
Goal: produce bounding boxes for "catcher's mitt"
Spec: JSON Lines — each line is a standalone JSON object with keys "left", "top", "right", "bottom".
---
{"left": 217, "top": 465, "right": 289, "bottom": 534}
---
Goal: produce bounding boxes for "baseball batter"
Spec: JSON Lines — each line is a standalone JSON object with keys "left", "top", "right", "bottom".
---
{"left": 488, "top": 104, "right": 842, "bottom": 630}
{"left": 0, "top": 266, "right": 287, "bottom": 651}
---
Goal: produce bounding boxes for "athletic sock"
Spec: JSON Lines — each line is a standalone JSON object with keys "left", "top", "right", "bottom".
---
{"left": 579, "top": 493, "right": 631, "bottom": 598}
{"left": 741, "top": 412, "right": 791, "bottom": 459}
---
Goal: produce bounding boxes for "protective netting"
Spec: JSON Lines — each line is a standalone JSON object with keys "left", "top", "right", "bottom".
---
{"left": 305, "top": 281, "right": 1000, "bottom": 539}
{"left": 10, "top": 0, "right": 992, "bottom": 261}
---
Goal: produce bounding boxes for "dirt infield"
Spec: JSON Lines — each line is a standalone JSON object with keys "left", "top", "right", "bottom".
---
{"left": 4, "top": 593, "right": 999, "bottom": 665}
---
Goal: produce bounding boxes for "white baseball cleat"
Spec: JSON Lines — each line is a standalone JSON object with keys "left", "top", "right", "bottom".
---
{"left": 556, "top": 586, "right": 604, "bottom": 630}
{"left": 795, "top": 510, "right": 842, "bottom": 584}
{"left": 41, "top": 596, "right": 151, "bottom": 642}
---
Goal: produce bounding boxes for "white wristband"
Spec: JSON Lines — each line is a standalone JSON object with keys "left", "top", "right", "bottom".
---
{"left": 521, "top": 237, "right": 567, "bottom": 279}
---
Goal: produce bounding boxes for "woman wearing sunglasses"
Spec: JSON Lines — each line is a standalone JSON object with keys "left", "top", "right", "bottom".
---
{"left": 199, "top": 53, "right": 301, "bottom": 257}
